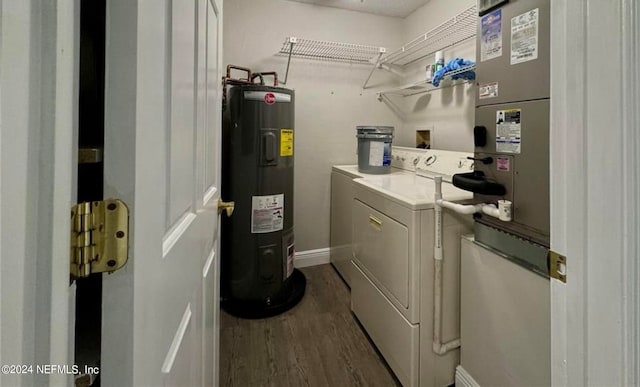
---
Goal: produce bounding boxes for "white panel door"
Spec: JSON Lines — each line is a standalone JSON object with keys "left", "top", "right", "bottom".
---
{"left": 101, "top": 0, "right": 223, "bottom": 386}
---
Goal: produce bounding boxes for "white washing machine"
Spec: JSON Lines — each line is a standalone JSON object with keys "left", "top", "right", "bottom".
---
{"left": 350, "top": 148, "right": 474, "bottom": 387}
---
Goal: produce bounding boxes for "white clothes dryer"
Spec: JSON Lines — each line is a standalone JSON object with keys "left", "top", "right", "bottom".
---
{"left": 350, "top": 148, "right": 473, "bottom": 387}
{"left": 330, "top": 147, "right": 428, "bottom": 286}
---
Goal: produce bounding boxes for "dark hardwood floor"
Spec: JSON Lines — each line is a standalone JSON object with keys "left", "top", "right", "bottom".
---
{"left": 219, "top": 264, "right": 401, "bottom": 387}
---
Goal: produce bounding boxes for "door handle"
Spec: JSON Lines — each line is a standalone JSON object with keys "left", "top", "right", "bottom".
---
{"left": 217, "top": 199, "right": 235, "bottom": 217}
{"left": 369, "top": 215, "right": 382, "bottom": 230}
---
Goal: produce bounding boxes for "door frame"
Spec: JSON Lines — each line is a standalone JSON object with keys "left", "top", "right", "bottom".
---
{"left": 11, "top": 0, "right": 640, "bottom": 385}
{"left": 550, "top": 0, "right": 639, "bottom": 385}
{"left": 0, "top": 0, "right": 79, "bottom": 385}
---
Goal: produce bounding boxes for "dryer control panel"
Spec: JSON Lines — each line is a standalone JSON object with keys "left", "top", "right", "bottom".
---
{"left": 390, "top": 147, "right": 474, "bottom": 180}
{"left": 391, "top": 147, "right": 430, "bottom": 172}
{"left": 416, "top": 150, "right": 474, "bottom": 182}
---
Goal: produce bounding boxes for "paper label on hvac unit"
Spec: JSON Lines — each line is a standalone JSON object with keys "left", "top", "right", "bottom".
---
{"left": 479, "top": 82, "right": 499, "bottom": 99}
{"left": 280, "top": 129, "right": 293, "bottom": 156}
{"left": 481, "top": 9, "right": 503, "bottom": 62}
{"left": 511, "top": 8, "right": 539, "bottom": 65}
{"left": 496, "top": 109, "right": 521, "bottom": 153}
{"left": 251, "top": 194, "right": 284, "bottom": 233}
{"left": 368, "top": 141, "right": 392, "bottom": 167}
{"left": 496, "top": 157, "right": 511, "bottom": 171}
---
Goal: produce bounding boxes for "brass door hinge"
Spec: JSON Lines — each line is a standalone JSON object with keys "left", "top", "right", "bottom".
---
{"left": 70, "top": 199, "right": 129, "bottom": 279}
{"left": 78, "top": 147, "right": 103, "bottom": 164}
{"left": 217, "top": 199, "right": 235, "bottom": 217}
{"left": 549, "top": 250, "right": 566, "bottom": 283}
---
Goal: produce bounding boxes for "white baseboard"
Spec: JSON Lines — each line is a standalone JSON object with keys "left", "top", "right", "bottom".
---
{"left": 294, "top": 247, "right": 331, "bottom": 268}
{"left": 455, "top": 365, "right": 481, "bottom": 387}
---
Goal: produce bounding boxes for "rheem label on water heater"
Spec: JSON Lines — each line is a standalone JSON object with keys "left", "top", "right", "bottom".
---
{"left": 264, "top": 93, "right": 276, "bottom": 105}
{"left": 251, "top": 194, "right": 284, "bottom": 233}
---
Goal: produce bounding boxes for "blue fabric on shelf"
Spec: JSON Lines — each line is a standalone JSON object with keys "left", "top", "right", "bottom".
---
{"left": 431, "top": 58, "right": 475, "bottom": 87}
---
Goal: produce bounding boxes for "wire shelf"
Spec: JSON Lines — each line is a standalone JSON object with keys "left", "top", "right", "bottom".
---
{"left": 381, "top": 5, "right": 477, "bottom": 67}
{"left": 278, "top": 37, "right": 385, "bottom": 64}
{"left": 377, "top": 64, "right": 476, "bottom": 98}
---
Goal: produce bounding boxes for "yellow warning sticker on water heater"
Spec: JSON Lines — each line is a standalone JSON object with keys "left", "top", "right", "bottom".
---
{"left": 280, "top": 129, "right": 293, "bottom": 156}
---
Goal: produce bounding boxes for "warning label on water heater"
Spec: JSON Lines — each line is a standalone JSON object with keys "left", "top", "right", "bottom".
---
{"left": 286, "top": 243, "right": 295, "bottom": 279}
{"left": 251, "top": 194, "right": 284, "bottom": 233}
{"left": 280, "top": 129, "right": 293, "bottom": 156}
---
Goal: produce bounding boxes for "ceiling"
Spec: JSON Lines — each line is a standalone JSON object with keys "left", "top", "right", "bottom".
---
{"left": 283, "top": 0, "right": 430, "bottom": 18}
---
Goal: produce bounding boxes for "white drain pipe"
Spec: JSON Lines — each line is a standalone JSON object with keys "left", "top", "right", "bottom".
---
{"left": 436, "top": 195, "right": 507, "bottom": 220}
{"left": 432, "top": 177, "right": 461, "bottom": 355}
{"left": 432, "top": 177, "right": 511, "bottom": 355}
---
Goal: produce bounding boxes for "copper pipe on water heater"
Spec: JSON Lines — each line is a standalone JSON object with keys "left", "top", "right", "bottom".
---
{"left": 222, "top": 66, "right": 280, "bottom": 109}
{"left": 222, "top": 65, "right": 254, "bottom": 110}
{"left": 251, "top": 73, "right": 264, "bottom": 85}
{"left": 225, "top": 65, "right": 252, "bottom": 81}
{"left": 251, "top": 72, "right": 279, "bottom": 87}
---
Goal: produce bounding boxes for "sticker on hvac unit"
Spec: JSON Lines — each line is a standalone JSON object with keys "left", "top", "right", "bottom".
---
{"left": 251, "top": 194, "right": 284, "bottom": 233}
{"left": 479, "top": 82, "right": 499, "bottom": 99}
{"left": 511, "top": 8, "right": 539, "bottom": 65}
{"left": 481, "top": 8, "right": 502, "bottom": 62}
{"left": 496, "top": 109, "right": 521, "bottom": 154}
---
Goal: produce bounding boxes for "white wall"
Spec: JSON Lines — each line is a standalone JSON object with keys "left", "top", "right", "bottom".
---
{"left": 396, "top": 0, "right": 476, "bottom": 151}
{"left": 223, "top": 0, "right": 403, "bottom": 251}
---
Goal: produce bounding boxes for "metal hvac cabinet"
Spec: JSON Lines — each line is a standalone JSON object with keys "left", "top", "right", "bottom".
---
{"left": 454, "top": 1, "right": 552, "bottom": 385}
{"left": 473, "top": 99, "right": 550, "bottom": 247}
{"left": 454, "top": 0, "right": 551, "bottom": 265}
{"left": 475, "top": 1, "right": 550, "bottom": 107}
